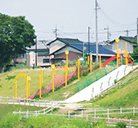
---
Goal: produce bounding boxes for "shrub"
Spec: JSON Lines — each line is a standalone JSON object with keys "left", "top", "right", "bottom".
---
{"left": 102, "top": 59, "right": 106, "bottom": 63}
{"left": 55, "top": 62, "right": 61, "bottom": 66}
{"left": 116, "top": 122, "right": 126, "bottom": 128}
{"left": 114, "top": 79, "right": 117, "bottom": 84}
{"left": 67, "top": 75, "right": 78, "bottom": 84}
{"left": 68, "top": 61, "right": 76, "bottom": 65}
{"left": 83, "top": 71, "right": 89, "bottom": 76}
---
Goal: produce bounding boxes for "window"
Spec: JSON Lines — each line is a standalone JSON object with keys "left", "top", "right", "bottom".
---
{"left": 18, "top": 54, "right": 24, "bottom": 59}
{"left": 43, "top": 59, "right": 49, "bottom": 63}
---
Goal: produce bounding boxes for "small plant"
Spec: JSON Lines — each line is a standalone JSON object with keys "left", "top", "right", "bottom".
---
{"left": 116, "top": 122, "right": 126, "bottom": 128}
{"left": 67, "top": 75, "right": 77, "bottom": 84}
{"left": 6, "top": 75, "right": 16, "bottom": 80}
{"left": 68, "top": 61, "right": 76, "bottom": 66}
{"left": 54, "top": 85, "right": 59, "bottom": 91}
{"left": 55, "top": 62, "right": 61, "bottom": 66}
{"left": 114, "top": 79, "right": 117, "bottom": 84}
{"left": 102, "top": 59, "right": 106, "bottom": 63}
{"left": 83, "top": 71, "right": 89, "bottom": 76}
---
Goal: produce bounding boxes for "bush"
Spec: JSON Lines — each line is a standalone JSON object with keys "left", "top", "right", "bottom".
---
{"left": 67, "top": 75, "right": 78, "bottom": 84}
{"left": 55, "top": 62, "right": 61, "bottom": 66}
{"left": 102, "top": 59, "right": 106, "bottom": 63}
{"left": 114, "top": 79, "right": 117, "bottom": 84}
{"left": 68, "top": 61, "right": 76, "bottom": 65}
{"left": 116, "top": 122, "right": 126, "bottom": 128}
{"left": 83, "top": 71, "right": 89, "bottom": 76}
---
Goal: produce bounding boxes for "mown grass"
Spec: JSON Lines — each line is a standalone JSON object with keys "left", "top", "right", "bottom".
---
{"left": 0, "top": 104, "right": 45, "bottom": 121}
{"left": 0, "top": 67, "right": 76, "bottom": 98}
{"left": 0, "top": 65, "right": 116, "bottom": 101}
{"left": 85, "top": 71, "right": 138, "bottom": 109}
{"left": 0, "top": 114, "right": 113, "bottom": 128}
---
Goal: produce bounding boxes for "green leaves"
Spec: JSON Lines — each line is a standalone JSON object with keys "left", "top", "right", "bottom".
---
{"left": 0, "top": 13, "right": 36, "bottom": 71}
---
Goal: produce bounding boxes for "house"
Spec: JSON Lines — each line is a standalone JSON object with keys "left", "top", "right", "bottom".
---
{"left": 47, "top": 38, "right": 83, "bottom": 64}
{"left": 110, "top": 36, "right": 137, "bottom": 54}
{"left": 26, "top": 40, "right": 50, "bottom": 67}
{"left": 47, "top": 37, "right": 116, "bottom": 64}
{"left": 17, "top": 40, "right": 50, "bottom": 67}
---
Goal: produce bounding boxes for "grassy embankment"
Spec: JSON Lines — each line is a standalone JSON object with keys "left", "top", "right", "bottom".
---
{"left": 85, "top": 68, "right": 138, "bottom": 108}
{"left": 84, "top": 68, "right": 138, "bottom": 120}
{"left": 0, "top": 66, "right": 138, "bottom": 127}
{"left": 0, "top": 67, "right": 76, "bottom": 98}
{"left": 0, "top": 114, "right": 113, "bottom": 128}
{"left": 0, "top": 64, "right": 109, "bottom": 100}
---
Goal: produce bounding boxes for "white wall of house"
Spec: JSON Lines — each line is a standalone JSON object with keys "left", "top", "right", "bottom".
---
{"left": 29, "top": 52, "right": 36, "bottom": 66}
{"left": 49, "top": 40, "right": 65, "bottom": 54}
{"left": 55, "top": 46, "right": 82, "bottom": 55}
{"left": 37, "top": 56, "right": 50, "bottom": 66}
{"left": 112, "top": 39, "right": 133, "bottom": 53}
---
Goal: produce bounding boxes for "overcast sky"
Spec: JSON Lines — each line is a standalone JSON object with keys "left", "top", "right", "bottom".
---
{"left": 0, "top": 0, "right": 138, "bottom": 42}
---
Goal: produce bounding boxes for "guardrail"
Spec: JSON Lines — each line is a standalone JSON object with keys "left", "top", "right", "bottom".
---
{"left": 0, "top": 96, "right": 60, "bottom": 108}
{"left": 68, "top": 107, "right": 138, "bottom": 117}
{"left": 13, "top": 108, "right": 138, "bottom": 127}
{"left": 1, "top": 96, "right": 138, "bottom": 127}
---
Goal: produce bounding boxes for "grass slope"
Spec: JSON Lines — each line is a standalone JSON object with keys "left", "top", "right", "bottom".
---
{"left": 0, "top": 67, "right": 75, "bottom": 98}
{"left": 0, "top": 114, "right": 113, "bottom": 128}
{"left": 0, "top": 104, "right": 45, "bottom": 121}
{"left": 86, "top": 69, "right": 138, "bottom": 108}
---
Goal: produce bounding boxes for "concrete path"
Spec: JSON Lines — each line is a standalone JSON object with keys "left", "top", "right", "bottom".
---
{"left": 65, "top": 65, "right": 138, "bottom": 103}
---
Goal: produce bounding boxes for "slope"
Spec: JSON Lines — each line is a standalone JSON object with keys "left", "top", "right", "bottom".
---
{"left": 85, "top": 68, "right": 138, "bottom": 108}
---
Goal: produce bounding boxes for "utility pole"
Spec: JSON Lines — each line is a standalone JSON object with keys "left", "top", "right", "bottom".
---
{"left": 88, "top": 27, "right": 91, "bottom": 54}
{"left": 35, "top": 34, "right": 37, "bottom": 66}
{"left": 95, "top": 0, "right": 99, "bottom": 64}
{"left": 137, "top": 18, "right": 138, "bottom": 44}
{"left": 104, "top": 26, "right": 110, "bottom": 42}
{"left": 53, "top": 26, "right": 58, "bottom": 38}
{"left": 125, "top": 30, "right": 129, "bottom": 37}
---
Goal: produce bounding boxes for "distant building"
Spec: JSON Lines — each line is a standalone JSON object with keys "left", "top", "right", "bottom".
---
{"left": 47, "top": 38, "right": 116, "bottom": 64}
{"left": 17, "top": 40, "right": 50, "bottom": 67}
{"left": 17, "top": 37, "right": 117, "bottom": 66}
{"left": 110, "top": 36, "right": 137, "bottom": 54}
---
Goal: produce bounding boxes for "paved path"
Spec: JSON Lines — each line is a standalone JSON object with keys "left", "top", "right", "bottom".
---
{"left": 65, "top": 65, "right": 138, "bottom": 103}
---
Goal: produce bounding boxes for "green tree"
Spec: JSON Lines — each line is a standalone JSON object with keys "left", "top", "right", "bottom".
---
{"left": 131, "top": 45, "right": 138, "bottom": 59}
{"left": 0, "top": 14, "right": 36, "bottom": 71}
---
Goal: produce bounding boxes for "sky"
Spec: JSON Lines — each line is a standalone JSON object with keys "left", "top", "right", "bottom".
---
{"left": 0, "top": 0, "right": 138, "bottom": 42}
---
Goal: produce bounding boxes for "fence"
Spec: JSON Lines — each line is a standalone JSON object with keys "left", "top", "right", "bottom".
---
{"left": 67, "top": 107, "right": 138, "bottom": 117}
{"left": 12, "top": 107, "right": 138, "bottom": 127}
{"left": 13, "top": 106, "right": 55, "bottom": 118}
{"left": 76, "top": 66, "right": 115, "bottom": 92}
{"left": 1, "top": 97, "right": 138, "bottom": 127}
{"left": 0, "top": 96, "right": 60, "bottom": 108}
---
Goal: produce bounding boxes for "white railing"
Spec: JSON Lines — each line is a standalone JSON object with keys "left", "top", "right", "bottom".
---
{"left": 0, "top": 96, "right": 60, "bottom": 108}
{"left": 1, "top": 96, "right": 138, "bottom": 126}
{"left": 13, "top": 106, "right": 55, "bottom": 118}
{"left": 13, "top": 111, "right": 138, "bottom": 127}
{"left": 67, "top": 107, "right": 138, "bottom": 118}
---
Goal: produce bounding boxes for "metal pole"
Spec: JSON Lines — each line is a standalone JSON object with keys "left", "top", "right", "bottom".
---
{"left": 35, "top": 35, "right": 37, "bottom": 66}
{"left": 88, "top": 27, "right": 90, "bottom": 54}
{"left": 95, "top": 0, "right": 99, "bottom": 64}
{"left": 115, "top": 38, "right": 119, "bottom": 67}
{"left": 39, "top": 75, "right": 41, "bottom": 98}
{"left": 51, "top": 65, "right": 55, "bottom": 92}
{"left": 65, "top": 51, "right": 69, "bottom": 87}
